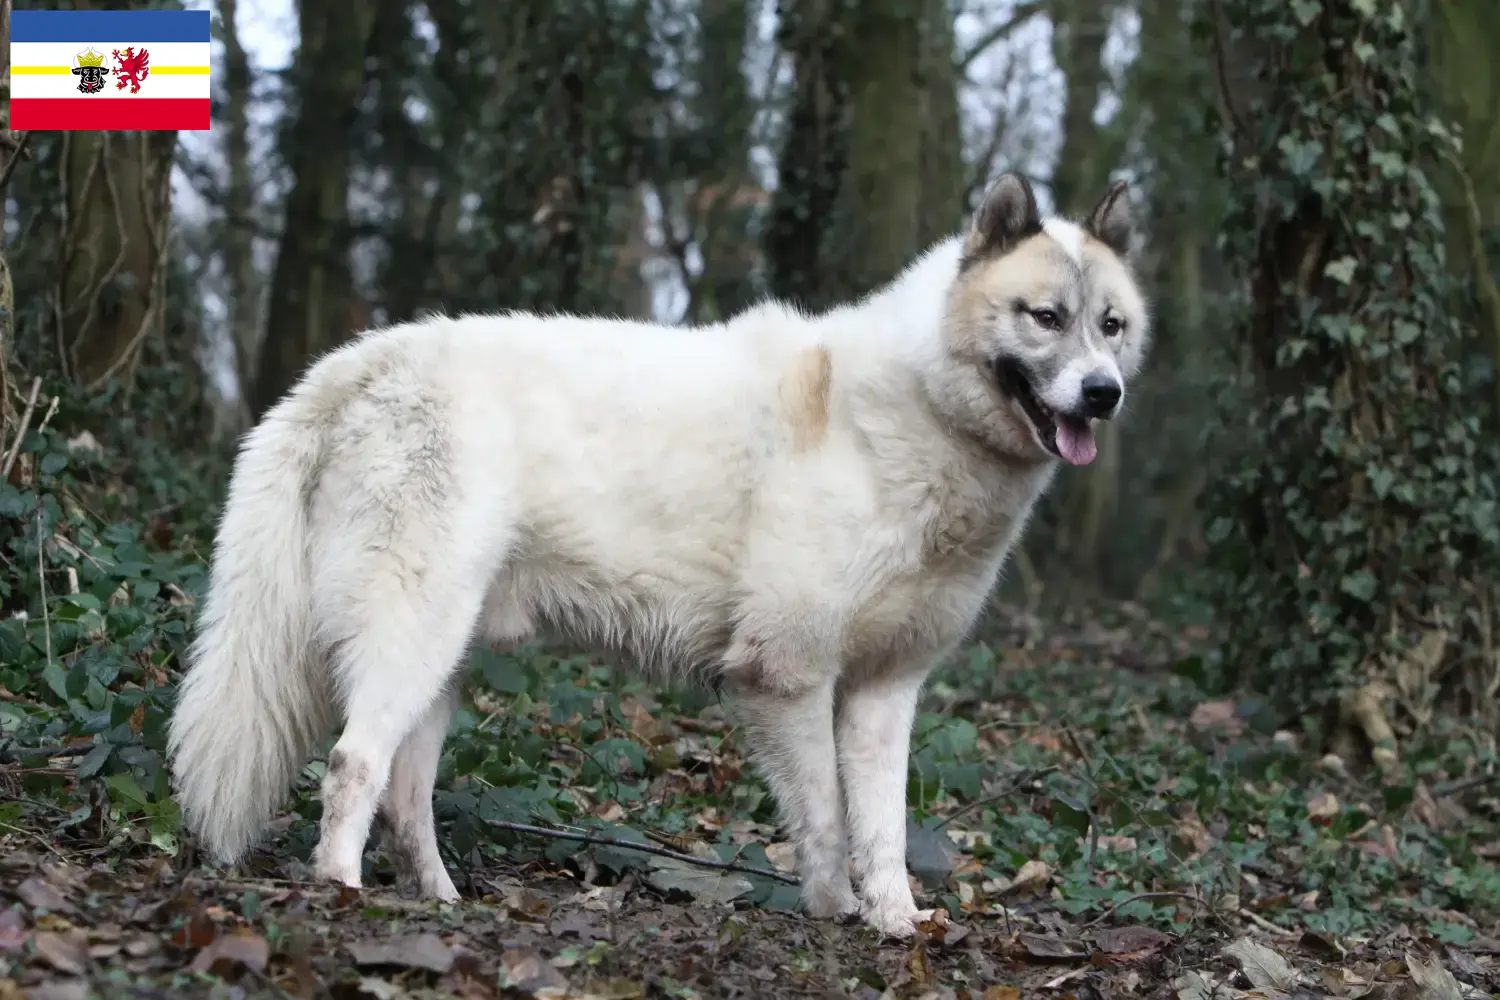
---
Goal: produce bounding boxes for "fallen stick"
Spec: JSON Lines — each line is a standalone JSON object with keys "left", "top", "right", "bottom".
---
{"left": 1, "top": 376, "right": 41, "bottom": 480}
{"left": 479, "top": 817, "right": 800, "bottom": 886}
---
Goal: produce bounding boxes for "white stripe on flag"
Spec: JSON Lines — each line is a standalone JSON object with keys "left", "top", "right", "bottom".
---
{"left": 10, "top": 41, "right": 210, "bottom": 67}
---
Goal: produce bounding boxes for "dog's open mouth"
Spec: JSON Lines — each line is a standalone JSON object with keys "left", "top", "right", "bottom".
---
{"left": 993, "top": 358, "right": 1097, "bottom": 466}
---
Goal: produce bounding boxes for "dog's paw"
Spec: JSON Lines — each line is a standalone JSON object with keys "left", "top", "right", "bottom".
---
{"left": 802, "top": 882, "right": 861, "bottom": 922}
{"left": 861, "top": 902, "right": 937, "bottom": 939}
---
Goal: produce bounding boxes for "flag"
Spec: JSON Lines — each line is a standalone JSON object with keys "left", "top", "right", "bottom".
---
{"left": 10, "top": 10, "right": 211, "bottom": 131}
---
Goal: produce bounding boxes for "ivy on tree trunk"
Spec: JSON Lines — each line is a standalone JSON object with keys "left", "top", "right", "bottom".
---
{"left": 1200, "top": 0, "right": 1500, "bottom": 730}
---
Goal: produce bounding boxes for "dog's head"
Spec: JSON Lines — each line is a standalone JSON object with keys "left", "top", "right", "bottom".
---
{"left": 937, "top": 172, "right": 1150, "bottom": 466}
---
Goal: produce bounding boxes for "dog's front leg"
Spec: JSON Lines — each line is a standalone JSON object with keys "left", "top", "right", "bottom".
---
{"left": 836, "top": 668, "right": 933, "bottom": 938}
{"left": 722, "top": 638, "right": 857, "bottom": 921}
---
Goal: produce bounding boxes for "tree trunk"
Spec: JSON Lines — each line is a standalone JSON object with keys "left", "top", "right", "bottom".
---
{"left": 250, "top": 0, "right": 377, "bottom": 418}
{"left": 1044, "top": 0, "right": 1118, "bottom": 592}
{"left": 683, "top": 0, "right": 756, "bottom": 323}
{"left": 1046, "top": 0, "right": 1114, "bottom": 216}
{"left": 767, "top": 0, "right": 964, "bottom": 310}
{"left": 1200, "top": 0, "right": 1500, "bottom": 740}
{"left": 55, "top": 128, "right": 177, "bottom": 389}
{"left": 217, "top": 0, "right": 258, "bottom": 425}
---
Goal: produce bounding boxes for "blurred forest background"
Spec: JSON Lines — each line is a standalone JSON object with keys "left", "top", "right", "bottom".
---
{"left": 2, "top": 0, "right": 1500, "bottom": 812}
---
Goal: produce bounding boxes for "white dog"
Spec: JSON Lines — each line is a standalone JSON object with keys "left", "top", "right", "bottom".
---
{"left": 168, "top": 172, "right": 1150, "bottom": 937}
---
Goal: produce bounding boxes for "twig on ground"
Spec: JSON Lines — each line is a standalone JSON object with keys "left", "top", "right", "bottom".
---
{"left": 1434, "top": 771, "right": 1496, "bottom": 797}
{"left": 37, "top": 510, "right": 52, "bottom": 667}
{"left": 478, "top": 817, "right": 800, "bottom": 886}
{"left": 1237, "top": 906, "right": 1298, "bottom": 938}
{"left": 1079, "top": 891, "right": 1210, "bottom": 930}
{"left": 1, "top": 375, "right": 41, "bottom": 479}
{"left": 1062, "top": 723, "right": 1093, "bottom": 768}
{"left": 935, "top": 765, "right": 1057, "bottom": 830}
{"left": 0, "top": 741, "right": 98, "bottom": 763}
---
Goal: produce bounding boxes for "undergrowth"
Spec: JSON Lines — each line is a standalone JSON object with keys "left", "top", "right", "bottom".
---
{"left": 2, "top": 379, "right": 1499, "bottom": 953}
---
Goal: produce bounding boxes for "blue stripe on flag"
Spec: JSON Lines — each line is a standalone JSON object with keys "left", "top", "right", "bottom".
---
{"left": 12, "top": 10, "right": 210, "bottom": 44}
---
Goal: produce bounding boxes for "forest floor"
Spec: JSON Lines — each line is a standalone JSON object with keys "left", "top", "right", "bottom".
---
{"left": 3, "top": 602, "right": 1500, "bottom": 1000}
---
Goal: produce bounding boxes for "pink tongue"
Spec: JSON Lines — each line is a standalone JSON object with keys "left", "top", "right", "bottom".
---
{"left": 1055, "top": 418, "right": 1097, "bottom": 466}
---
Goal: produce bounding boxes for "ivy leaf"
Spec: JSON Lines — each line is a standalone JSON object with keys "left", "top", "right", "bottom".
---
{"left": 1324, "top": 257, "right": 1357, "bottom": 284}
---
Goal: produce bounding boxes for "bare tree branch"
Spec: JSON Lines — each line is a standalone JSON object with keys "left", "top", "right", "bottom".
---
{"left": 958, "top": 0, "right": 1045, "bottom": 74}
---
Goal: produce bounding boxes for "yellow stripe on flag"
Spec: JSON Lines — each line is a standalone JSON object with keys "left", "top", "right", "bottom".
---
{"left": 12, "top": 64, "right": 209, "bottom": 74}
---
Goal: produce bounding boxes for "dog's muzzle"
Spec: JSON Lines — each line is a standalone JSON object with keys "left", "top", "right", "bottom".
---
{"left": 1080, "top": 372, "right": 1121, "bottom": 420}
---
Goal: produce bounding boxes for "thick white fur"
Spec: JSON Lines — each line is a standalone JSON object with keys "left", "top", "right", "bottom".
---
{"left": 168, "top": 180, "right": 1149, "bottom": 938}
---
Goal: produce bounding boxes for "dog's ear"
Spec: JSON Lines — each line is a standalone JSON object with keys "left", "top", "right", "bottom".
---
{"left": 1085, "top": 180, "right": 1133, "bottom": 258}
{"left": 963, "top": 172, "right": 1042, "bottom": 264}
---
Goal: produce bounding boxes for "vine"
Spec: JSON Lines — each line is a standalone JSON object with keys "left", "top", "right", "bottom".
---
{"left": 1200, "top": 0, "right": 1500, "bottom": 740}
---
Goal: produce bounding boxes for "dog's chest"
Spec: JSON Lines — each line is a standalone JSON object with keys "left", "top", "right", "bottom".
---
{"left": 843, "top": 480, "right": 1025, "bottom": 669}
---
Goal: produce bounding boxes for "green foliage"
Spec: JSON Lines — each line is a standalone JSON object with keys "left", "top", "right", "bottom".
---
{"left": 0, "top": 377, "right": 219, "bottom": 854}
{"left": 1197, "top": 0, "right": 1500, "bottom": 718}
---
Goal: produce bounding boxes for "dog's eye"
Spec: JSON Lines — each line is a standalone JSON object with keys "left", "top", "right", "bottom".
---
{"left": 1031, "top": 309, "right": 1061, "bottom": 330}
{"left": 1102, "top": 316, "right": 1124, "bottom": 337}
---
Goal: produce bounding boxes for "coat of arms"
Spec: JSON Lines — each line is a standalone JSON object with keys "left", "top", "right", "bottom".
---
{"left": 70, "top": 47, "right": 110, "bottom": 94}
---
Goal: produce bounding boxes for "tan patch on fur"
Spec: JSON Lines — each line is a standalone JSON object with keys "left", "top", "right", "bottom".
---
{"left": 779, "top": 346, "right": 832, "bottom": 451}
{"left": 947, "top": 234, "right": 1072, "bottom": 354}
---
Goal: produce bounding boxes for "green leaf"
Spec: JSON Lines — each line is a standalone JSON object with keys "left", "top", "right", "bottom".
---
{"left": 0, "top": 484, "right": 26, "bottom": 517}
{"left": 1324, "top": 257, "right": 1357, "bottom": 284}
{"left": 76, "top": 742, "right": 113, "bottom": 780}
{"left": 106, "top": 772, "right": 149, "bottom": 808}
{"left": 473, "top": 648, "right": 530, "bottom": 694}
{"left": 39, "top": 451, "right": 68, "bottom": 476}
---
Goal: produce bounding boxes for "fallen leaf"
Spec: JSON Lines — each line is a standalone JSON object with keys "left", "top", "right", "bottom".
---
{"left": 981, "top": 988, "right": 1021, "bottom": 1000}
{"left": 1357, "top": 824, "right": 1400, "bottom": 860}
{"left": 593, "top": 801, "right": 628, "bottom": 822}
{"left": 1307, "top": 791, "right": 1340, "bottom": 821}
{"left": 917, "top": 910, "right": 970, "bottom": 949}
{"left": 355, "top": 978, "right": 403, "bottom": 1000}
{"left": 1405, "top": 952, "right": 1464, "bottom": 1000}
{"left": 22, "top": 983, "right": 89, "bottom": 1000}
{"left": 190, "top": 929, "right": 270, "bottom": 977}
{"left": 1222, "top": 936, "right": 1301, "bottom": 991}
{"left": 944, "top": 828, "right": 991, "bottom": 850}
{"left": 1094, "top": 925, "right": 1173, "bottom": 956}
{"left": 16, "top": 878, "right": 71, "bottom": 914}
{"left": 995, "top": 859, "right": 1051, "bottom": 899}
{"left": 1190, "top": 699, "right": 1243, "bottom": 737}
{"left": 644, "top": 856, "right": 753, "bottom": 904}
{"left": 764, "top": 842, "right": 797, "bottom": 873}
{"left": 1096, "top": 834, "right": 1137, "bottom": 853}
{"left": 0, "top": 910, "right": 25, "bottom": 952}
{"left": 1043, "top": 967, "right": 1091, "bottom": 990}
{"left": 31, "top": 929, "right": 89, "bottom": 976}
{"left": 347, "top": 934, "right": 454, "bottom": 974}
{"left": 907, "top": 944, "right": 934, "bottom": 988}
{"left": 1018, "top": 933, "right": 1087, "bottom": 961}
{"left": 1174, "top": 812, "right": 1213, "bottom": 861}
{"left": 499, "top": 947, "right": 570, "bottom": 994}
{"left": 1172, "top": 970, "right": 1224, "bottom": 1000}
{"left": 168, "top": 912, "right": 216, "bottom": 949}
{"left": 122, "top": 935, "right": 160, "bottom": 958}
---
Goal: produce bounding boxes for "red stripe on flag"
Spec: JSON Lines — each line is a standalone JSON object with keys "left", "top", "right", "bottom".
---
{"left": 10, "top": 98, "right": 209, "bottom": 131}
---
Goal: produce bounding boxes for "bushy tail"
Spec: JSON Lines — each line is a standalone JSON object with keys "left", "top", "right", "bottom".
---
{"left": 167, "top": 398, "right": 335, "bottom": 866}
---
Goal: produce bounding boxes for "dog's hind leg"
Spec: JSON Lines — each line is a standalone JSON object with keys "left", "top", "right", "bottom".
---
{"left": 311, "top": 579, "right": 485, "bottom": 892}
{"left": 376, "top": 683, "right": 460, "bottom": 900}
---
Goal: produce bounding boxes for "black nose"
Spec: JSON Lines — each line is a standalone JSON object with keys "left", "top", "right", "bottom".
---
{"left": 1081, "top": 373, "right": 1122, "bottom": 418}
